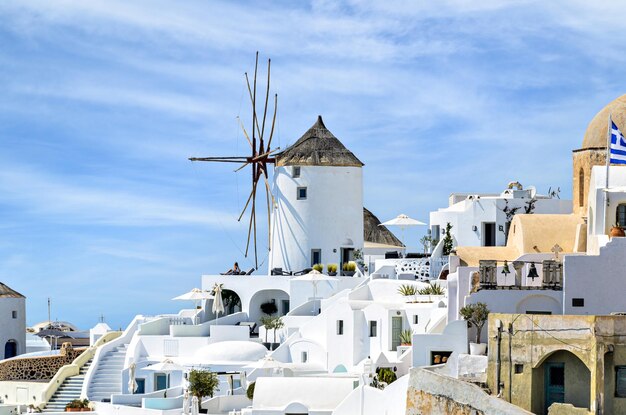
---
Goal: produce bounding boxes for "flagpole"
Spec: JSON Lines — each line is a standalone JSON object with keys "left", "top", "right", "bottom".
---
{"left": 605, "top": 113, "right": 612, "bottom": 233}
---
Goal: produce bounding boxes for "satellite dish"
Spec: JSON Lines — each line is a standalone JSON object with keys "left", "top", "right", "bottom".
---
{"left": 527, "top": 186, "right": 537, "bottom": 198}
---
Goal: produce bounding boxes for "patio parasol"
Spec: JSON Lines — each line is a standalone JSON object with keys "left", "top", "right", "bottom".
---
{"left": 128, "top": 362, "right": 138, "bottom": 393}
{"left": 292, "top": 270, "right": 338, "bottom": 314}
{"left": 379, "top": 214, "right": 426, "bottom": 249}
{"left": 212, "top": 283, "right": 225, "bottom": 325}
{"left": 172, "top": 288, "right": 213, "bottom": 324}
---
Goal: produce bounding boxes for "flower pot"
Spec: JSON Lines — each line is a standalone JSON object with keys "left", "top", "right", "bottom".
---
{"left": 328, "top": 272, "right": 337, "bottom": 276}
{"left": 610, "top": 226, "right": 625, "bottom": 238}
{"left": 342, "top": 271, "right": 355, "bottom": 277}
{"left": 433, "top": 355, "right": 441, "bottom": 364}
{"left": 469, "top": 342, "right": 487, "bottom": 355}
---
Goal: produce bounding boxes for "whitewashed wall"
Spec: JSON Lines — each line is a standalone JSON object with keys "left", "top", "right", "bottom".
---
{"left": 0, "top": 296, "right": 26, "bottom": 358}
{"left": 270, "top": 165, "right": 364, "bottom": 273}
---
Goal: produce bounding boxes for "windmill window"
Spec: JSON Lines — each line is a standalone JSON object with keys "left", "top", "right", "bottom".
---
{"left": 579, "top": 168, "right": 585, "bottom": 207}
{"left": 292, "top": 166, "right": 301, "bottom": 178}
{"left": 11, "top": 311, "right": 17, "bottom": 319}
{"left": 301, "top": 351, "right": 308, "bottom": 363}
{"left": 413, "top": 315, "right": 419, "bottom": 324}
{"left": 617, "top": 204, "right": 626, "bottom": 227}
{"left": 297, "top": 187, "right": 307, "bottom": 200}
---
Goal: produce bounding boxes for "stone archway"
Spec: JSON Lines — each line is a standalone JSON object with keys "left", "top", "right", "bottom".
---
{"left": 4, "top": 340, "right": 17, "bottom": 359}
{"left": 532, "top": 349, "right": 591, "bottom": 414}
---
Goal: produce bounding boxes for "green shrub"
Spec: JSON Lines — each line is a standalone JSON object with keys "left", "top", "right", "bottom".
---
{"left": 246, "top": 381, "right": 256, "bottom": 400}
{"left": 326, "top": 263, "right": 338, "bottom": 273}
{"left": 417, "top": 283, "right": 445, "bottom": 296}
{"left": 460, "top": 302, "right": 490, "bottom": 344}
{"left": 377, "top": 367, "right": 397, "bottom": 385}
{"left": 260, "top": 301, "right": 278, "bottom": 315}
{"left": 313, "top": 263, "right": 323, "bottom": 272}
{"left": 342, "top": 262, "right": 357, "bottom": 272}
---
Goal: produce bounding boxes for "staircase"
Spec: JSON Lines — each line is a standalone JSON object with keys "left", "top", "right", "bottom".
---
{"left": 43, "top": 359, "right": 93, "bottom": 412}
{"left": 87, "top": 344, "right": 128, "bottom": 402}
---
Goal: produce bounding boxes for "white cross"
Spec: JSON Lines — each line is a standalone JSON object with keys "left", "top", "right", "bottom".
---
{"left": 551, "top": 244, "right": 563, "bottom": 261}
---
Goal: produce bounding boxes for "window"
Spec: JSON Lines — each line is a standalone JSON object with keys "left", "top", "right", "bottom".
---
{"left": 617, "top": 204, "right": 626, "bottom": 228}
{"left": 413, "top": 315, "right": 419, "bottom": 324}
{"left": 297, "top": 187, "right": 307, "bottom": 200}
{"left": 337, "top": 320, "right": 344, "bottom": 335}
{"left": 616, "top": 366, "right": 626, "bottom": 397}
{"left": 301, "top": 351, "right": 308, "bottom": 363}
{"left": 572, "top": 298, "right": 585, "bottom": 307}
{"left": 135, "top": 378, "right": 145, "bottom": 394}
{"left": 155, "top": 374, "right": 168, "bottom": 391}
{"left": 514, "top": 364, "right": 524, "bottom": 374}
{"left": 311, "top": 249, "right": 321, "bottom": 267}
{"left": 282, "top": 300, "right": 290, "bottom": 315}
{"left": 579, "top": 168, "right": 585, "bottom": 207}
{"left": 369, "top": 321, "right": 377, "bottom": 337}
{"left": 431, "top": 225, "right": 440, "bottom": 241}
{"left": 11, "top": 311, "right": 17, "bottom": 319}
{"left": 292, "top": 166, "right": 301, "bottom": 178}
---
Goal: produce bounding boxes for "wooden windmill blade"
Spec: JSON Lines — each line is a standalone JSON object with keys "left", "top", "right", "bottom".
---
{"left": 189, "top": 52, "right": 279, "bottom": 269}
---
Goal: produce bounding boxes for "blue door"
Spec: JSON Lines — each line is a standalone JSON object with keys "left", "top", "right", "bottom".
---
{"left": 545, "top": 363, "right": 565, "bottom": 413}
{"left": 155, "top": 374, "right": 168, "bottom": 391}
{"left": 4, "top": 340, "right": 17, "bottom": 359}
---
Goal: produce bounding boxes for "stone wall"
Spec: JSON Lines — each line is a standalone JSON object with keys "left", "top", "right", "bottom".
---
{"left": 406, "top": 366, "right": 532, "bottom": 415}
{"left": 0, "top": 343, "right": 83, "bottom": 381}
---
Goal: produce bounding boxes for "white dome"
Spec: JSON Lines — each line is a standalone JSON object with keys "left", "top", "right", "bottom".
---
{"left": 194, "top": 341, "right": 267, "bottom": 363}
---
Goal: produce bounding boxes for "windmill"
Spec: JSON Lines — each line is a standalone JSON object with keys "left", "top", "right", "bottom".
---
{"left": 189, "top": 52, "right": 279, "bottom": 268}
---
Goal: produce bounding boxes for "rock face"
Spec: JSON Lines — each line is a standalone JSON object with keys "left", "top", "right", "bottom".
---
{"left": 0, "top": 344, "right": 83, "bottom": 381}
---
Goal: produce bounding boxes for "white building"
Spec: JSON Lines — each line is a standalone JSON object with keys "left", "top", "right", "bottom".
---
{"left": 0, "top": 282, "right": 26, "bottom": 360}
{"left": 269, "top": 116, "right": 364, "bottom": 273}
{"left": 430, "top": 184, "right": 571, "bottom": 250}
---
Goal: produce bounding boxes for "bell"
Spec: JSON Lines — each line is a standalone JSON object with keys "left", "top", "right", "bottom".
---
{"left": 501, "top": 260, "right": 511, "bottom": 275}
{"left": 527, "top": 263, "right": 539, "bottom": 280}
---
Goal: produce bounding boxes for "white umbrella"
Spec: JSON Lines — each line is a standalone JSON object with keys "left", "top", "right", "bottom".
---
{"left": 183, "top": 390, "right": 190, "bottom": 415}
{"left": 144, "top": 359, "right": 184, "bottom": 373}
{"left": 212, "top": 283, "right": 225, "bottom": 325}
{"left": 292, "top": 270, "right": 338, "bottom": 313}
{"left": 379, "top": 214, "right": 426, "bottom": 249}
{"left": 191, "top": 395, "right": 199, "bottom": 415}
{"left": 173, "top": 288, "right": 213, "bottom": 324}
{"left": 128, "top": 362, "right": 138, "bottom": 394}
{"left": 239, "top": 371, "right": 248, "bottom": 391}
{"left": 244, "top": 355, "right": 282, "bottom": 370}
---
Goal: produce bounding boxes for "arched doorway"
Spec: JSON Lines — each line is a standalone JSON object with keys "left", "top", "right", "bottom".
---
{"left": 248, "top": 289, "right": 290, "bottom": 326}
{"left": 4, "top": 340, "right": 17, "bottom": 359}
{"left": 533, "top": 350, "right": 590, "bottom": 414}
{"left": 221, "top": 289, "right": 242, "bottom": 315}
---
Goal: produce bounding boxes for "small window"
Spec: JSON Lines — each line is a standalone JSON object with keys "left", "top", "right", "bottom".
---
{"left": 572, "top": 298, "right": 585, "bottom": 307}
{"left": 301, "top": 351, "right": 308, "bottom": 363}
{"left": 413, "top": 315, "right": 419, "bottom": 324}
{"left": 618, "top": 204, "right": 626, "bottom": 228}
{"left": 514, "top": 364, "right": 524, "bottom": 374}
{"left": 337, "top": 320, "right": 344, "bottom": 335}
{"left": 616, "top": 366, "right": 626, "bottom": 397}
{"left": 297, "top": 187, "right": 307, "bottom": 200}
{"left": 311, "top": 249, "right": 321, "bottom": 267}
{"left": 11, "top": 311, "right": 17, "bottom": 319}
{"left": 369, "top": 321, "right": 377, "bottom": 337}
{"left": 292, "top": 166, "right": 301, "bottom": 178}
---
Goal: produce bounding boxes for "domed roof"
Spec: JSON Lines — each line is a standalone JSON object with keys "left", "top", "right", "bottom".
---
{"left": 194, "top": 341, "right": 267, "bottom": 363}
{"left": 582, "top": 95, "right": 626, "bottom": 149}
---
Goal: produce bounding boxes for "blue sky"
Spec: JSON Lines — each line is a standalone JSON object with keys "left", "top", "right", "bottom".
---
{"left": 0, "top": 0, "right": 624, "bottom": 329}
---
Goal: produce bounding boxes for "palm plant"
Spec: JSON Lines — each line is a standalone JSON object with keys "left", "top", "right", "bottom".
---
{"left": 397, "top": 284, "right": 418, "bottom": 296}
{"left": 417, "top": 283, "right": 445, "bottom": 296}
{"left": 399, "top": 329, "right": 414, "bottom": 345}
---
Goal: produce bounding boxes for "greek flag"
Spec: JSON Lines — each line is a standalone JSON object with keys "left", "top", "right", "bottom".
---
{"left": 610, "top": 120, "right": 626, "bottom": 164}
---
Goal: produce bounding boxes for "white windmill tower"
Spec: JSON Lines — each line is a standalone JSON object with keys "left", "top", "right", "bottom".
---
{"left": 269, "top": 116, "right": 364, "bottom": 273}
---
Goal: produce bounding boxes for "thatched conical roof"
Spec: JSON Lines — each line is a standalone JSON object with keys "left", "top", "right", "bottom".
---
{"left": 0, "top": 282, "right": 25, "bottom": 298}
{"left": 276, "top": 116, "right": 364, "bottom": 167}
{"left": 364, "top": 208, "right": 404, "bottom": 247}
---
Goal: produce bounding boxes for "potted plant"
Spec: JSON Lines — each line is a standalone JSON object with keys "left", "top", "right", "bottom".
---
{"left": 188, "top": 368, "right": 220, "bottom": 400}
{"left": 442, "top": 222, "right": 454, "bottom": 256}
{"left": 399, "top": 329, "right": 413, "bottom": 346}
{"left": 460, "top": 302, "right": 490, "bottom": 355}
{"left": 246, "top": 381, "right": 256, "bottom": 400}
{"left": 610, "top": 224, "right": 625, "bottom": 238}
{"left": 342, "top": 262, "right": 356, "bottom": 277}
{"left": 326, "top": 263, "right": 338, "bottom": 276}
{"left": 65, "top": 400, "right": 84, "bottom": 412}
{"left": 397, "top": 284, "right": 418, "bottom": 302}
{"left": 312, "top": 263, "right": 323, "bottom": 272}
{"left": 260, "top": 316, "right": 274, "bottom": 349}
{"left": 271, "top": 316, "right": 284, "bottom": 350}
